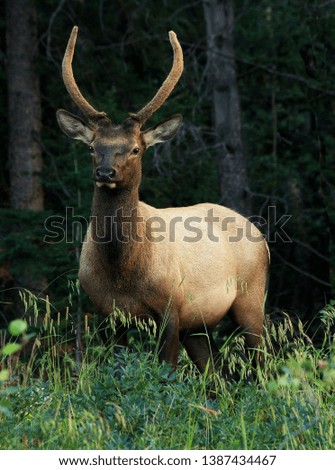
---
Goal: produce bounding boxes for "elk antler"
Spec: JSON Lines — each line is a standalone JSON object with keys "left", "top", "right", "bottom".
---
{"left": 62, "top": 26, "right": 107, "bottom": 121}
{"left": 130, "top": 31, "right": 183, "bottom": 125}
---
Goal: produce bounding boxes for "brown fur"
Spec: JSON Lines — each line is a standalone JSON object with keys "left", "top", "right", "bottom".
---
{"left": 57, "top": 28, "right": 270, "bottom": 376}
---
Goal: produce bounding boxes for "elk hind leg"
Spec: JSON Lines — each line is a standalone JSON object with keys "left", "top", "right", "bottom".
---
{"left": 157, "top": 313, "right": 180, "bottom": 369}
{"left": 181, "top": 329, "right": 220, "bottom": 374}
{"left": 230, "top": 292, "right": 265, "bottom": 369}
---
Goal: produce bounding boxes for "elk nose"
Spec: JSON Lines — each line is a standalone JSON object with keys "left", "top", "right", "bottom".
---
{"left": 95, "top": 167, "right": 116, "bottom": 181}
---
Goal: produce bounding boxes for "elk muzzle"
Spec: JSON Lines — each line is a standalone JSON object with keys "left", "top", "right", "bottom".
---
{"left": 95, "top": 167, "right": 118, "bottom": 188}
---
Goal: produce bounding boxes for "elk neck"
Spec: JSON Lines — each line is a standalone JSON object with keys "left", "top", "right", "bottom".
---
{"left": 90, "top": 184, "right": 148, "bottom": 265}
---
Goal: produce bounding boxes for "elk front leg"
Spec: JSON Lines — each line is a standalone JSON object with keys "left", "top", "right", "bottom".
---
{"left": 158, "top": 313, "right": 180, "bottom": 369}
{"left": 113, "top": 323, "right": 128, "bottom": 378}
{"left": 181, "top": 329, "right": 221, "bottom": 374}
{"left": 113, "top": 323, "right": 128, "bottom": 355}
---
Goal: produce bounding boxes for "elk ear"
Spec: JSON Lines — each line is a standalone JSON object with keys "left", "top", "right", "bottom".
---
{"left": 56, "top": 109, "right": 94, "bottom": 144}
{"left": 142, "top": 114, "right": 182, "bottom": 148}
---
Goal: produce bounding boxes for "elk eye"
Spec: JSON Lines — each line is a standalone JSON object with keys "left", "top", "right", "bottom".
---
{"left": 132, "top": 147, "right": 140, "bottom": 155}
{"left": 89, "top": 145, "right": 94, "bottom": 153}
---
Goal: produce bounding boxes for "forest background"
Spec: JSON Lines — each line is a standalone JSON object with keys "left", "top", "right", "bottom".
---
{"left": 0, "top": 0, "right": 334, "bottom": 332}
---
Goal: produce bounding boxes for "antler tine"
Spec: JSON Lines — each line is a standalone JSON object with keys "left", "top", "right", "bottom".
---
{"left": 130, "top": 31, "right": 183, "bottom": 125}
{"left": 62, "top": 26, "right": 107, "bottom": 121}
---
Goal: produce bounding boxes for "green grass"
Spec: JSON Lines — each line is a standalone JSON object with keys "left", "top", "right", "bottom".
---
{"left": 0, "top": 292, "right": 334, "bottom": 450}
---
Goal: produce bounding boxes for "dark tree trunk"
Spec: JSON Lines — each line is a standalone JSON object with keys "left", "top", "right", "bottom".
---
{"left": 5, "top": 0, "right": 46, "bottom": 299}
{"left": 6, "top": 0, "right": 44, "bottom": 211}
{"left": 203, "top": 0, "right": 250, "bottom": 215}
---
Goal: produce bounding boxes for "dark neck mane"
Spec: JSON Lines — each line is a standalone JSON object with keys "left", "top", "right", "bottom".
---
{"left": 90, "top": 186, "right": 147, "bottom": 265}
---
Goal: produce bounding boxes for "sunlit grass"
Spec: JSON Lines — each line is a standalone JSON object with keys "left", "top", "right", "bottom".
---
{"left": 0, "top": 289, "right": 334, "bottom": 449}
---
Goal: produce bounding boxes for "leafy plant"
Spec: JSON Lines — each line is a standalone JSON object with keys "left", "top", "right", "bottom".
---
{"left": 0, "top": 318, "right": 28, "bottom": 417}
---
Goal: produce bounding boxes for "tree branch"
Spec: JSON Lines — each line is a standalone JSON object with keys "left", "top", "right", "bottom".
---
{"left": 274, "top": 252, "right": 331, "bottom": 287}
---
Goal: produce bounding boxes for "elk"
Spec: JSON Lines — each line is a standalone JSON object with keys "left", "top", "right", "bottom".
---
{"left": 57, "top": 26, "right": 269, "bottom": 377}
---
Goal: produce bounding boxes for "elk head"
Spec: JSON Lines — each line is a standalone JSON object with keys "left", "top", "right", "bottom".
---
{"left": 57, "top": 26, "right": 183, "bottom": 191}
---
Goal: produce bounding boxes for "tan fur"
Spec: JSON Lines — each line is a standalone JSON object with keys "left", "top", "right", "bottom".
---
{"left": 80, "top": 202, "right": 269, "bottom": 331}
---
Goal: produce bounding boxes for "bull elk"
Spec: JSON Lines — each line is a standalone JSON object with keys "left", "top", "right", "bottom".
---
{"left": 57, "top": 26, "right": 269, "bottom": 377}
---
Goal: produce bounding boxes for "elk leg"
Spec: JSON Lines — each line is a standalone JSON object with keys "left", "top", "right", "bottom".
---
{"left": 113, "top": 323, "right": 128, "bottom": 354}
{"left": 112, "top": 323, "right": 128, "bottom": 378}
{"left": 99, "top": 315, "right": 128, "bottom": 350}
{"left": 158, "top": 313, "right": 180, "bottom": 368}
{"left": 230, "top": 290, "right": 264, "bottom": 369}
{"left": 181, "top": 330, "right": 220, "bottom": 374}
